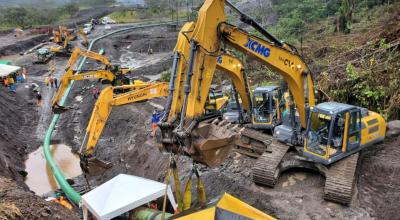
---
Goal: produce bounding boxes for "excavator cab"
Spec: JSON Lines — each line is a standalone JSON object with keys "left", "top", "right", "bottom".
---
{"left": 251, "top": 86, "right": 284, "bottom": 130}
{"left": 304, "top": 102, "right": 385, "bottom": 165}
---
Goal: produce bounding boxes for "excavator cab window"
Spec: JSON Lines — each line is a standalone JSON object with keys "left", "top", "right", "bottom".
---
{"left": 331, "top": 113, "right": 345, "bottom": 149}
{"left": 252, "top": 91, "right": 271, "bottom": 123}
{"left": 306, "top": 112, "right": 333, "bottom": 156}
{"left": 346, "top": 110, "right": 361, "bottom": 151}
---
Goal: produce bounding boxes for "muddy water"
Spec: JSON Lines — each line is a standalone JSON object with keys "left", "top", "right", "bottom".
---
{"left": 24, "top": 144, "right": 82, "bottom": 196}
{"left": 0, "top": 54, "right": 21, "bottom": 62}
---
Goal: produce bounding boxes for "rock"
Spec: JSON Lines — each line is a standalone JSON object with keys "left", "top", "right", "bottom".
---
{"left": 386, "top": 120, "right": 400, "bottom": 138}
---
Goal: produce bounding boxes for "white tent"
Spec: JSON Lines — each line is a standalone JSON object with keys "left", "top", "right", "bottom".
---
{"left": 0, "top": 64, "right": 21, "bottom": 77}
{"left": 81, "top": 174, "right": 177, "bottom": 220}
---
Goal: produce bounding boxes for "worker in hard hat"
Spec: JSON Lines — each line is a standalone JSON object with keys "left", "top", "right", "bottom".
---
{"left": 151, "top": 109, "right": 161, "bottom": 136}
{"left": 52, "top": 192, "right": 73, "bottom": 210}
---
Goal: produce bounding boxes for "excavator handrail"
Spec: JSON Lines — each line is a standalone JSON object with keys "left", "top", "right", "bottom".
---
{"left": 43, "top": 21, "right": 186, "bottom": 205}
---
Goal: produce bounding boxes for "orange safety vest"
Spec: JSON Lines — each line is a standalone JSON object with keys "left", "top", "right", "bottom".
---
{"left": 53, "top": 197, "right": 73, "bottom": 210}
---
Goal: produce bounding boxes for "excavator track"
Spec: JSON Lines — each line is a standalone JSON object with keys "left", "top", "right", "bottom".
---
{"left": 252, "top": 142, "right": 290, "bottom": 187}
{"left": 324, "top": 152, "right": 359, "bottom": 205}
{"left": 234, "top": 128, "right": 273, "bottom": 158}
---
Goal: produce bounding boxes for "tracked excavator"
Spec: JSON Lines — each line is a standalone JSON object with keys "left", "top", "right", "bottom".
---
{"left": 52, "top": 47, "right": 133, "bottom": 114}
{"left": 50, "top": 33, "right": 72, "bottom": 56}
{"left": 157, "top": 0, "right": 386, "bottom": 204}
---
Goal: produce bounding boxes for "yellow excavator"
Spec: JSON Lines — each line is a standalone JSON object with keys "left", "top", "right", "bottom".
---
{"left": 79, "top": 82, "right": 168, "bottom": 174}
{"left": 52, "top": 47, "right": 133, "bottom": 113}
{"left": 52, "top": 28, "right": 63, "bottom": 44}
{"left": 157, "top": 0, "right": 386, "bottom": 205}
{"left": 77, "top": 28, "right": 89, "bottom": 47}
{"left": 50, "top": 33, "right": 72, "bottom": 56}
{"left": 59, "top": 25, "right": 77, "bottom": 41}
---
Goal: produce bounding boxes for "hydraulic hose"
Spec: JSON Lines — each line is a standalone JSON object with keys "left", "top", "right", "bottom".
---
{"left": 43, "top": 21, "right": 184, "bottom": 205}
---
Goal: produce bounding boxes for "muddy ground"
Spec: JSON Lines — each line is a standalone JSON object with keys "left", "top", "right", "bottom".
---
{"left": 0, "top": 24, "right": 399, "bottom": 220}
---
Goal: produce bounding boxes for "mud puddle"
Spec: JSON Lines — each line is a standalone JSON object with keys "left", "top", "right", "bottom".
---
{"left": 24, "top": 144, "right": 82, "bottom": 196}
{"left": 0, "top": 54, "right": 21, "bottom": 62}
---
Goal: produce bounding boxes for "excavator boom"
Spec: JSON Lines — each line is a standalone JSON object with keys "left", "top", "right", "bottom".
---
{"left": 52, "top": 48, "right": 129, "bottom": 113}
{"left": 77, "top": 28, "right": 89, "bottom": 47}
{"left": 80, "top": 82, "right": 168, "bottom": 175}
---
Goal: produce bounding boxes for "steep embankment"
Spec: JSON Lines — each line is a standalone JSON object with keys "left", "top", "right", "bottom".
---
{"left": 0, "top": 52, "right": 80, "bottom": 218}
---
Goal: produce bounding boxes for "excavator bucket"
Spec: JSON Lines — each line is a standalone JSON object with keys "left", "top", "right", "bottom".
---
{"left": 52, "top": 104, "right": 71, "bottom": 114}
{"left": 80, "top": 157, "right": 113, "bottom": 176}
{"left": 189, "top": 120, "right": 238, "bottom": 167}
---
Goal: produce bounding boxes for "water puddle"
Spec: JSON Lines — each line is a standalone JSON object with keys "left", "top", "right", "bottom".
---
{"left": 0, "top": 54, "right": 21, "bottom": 63}
{"left": 24, "top": 144, "right": 82, "bottom": 196}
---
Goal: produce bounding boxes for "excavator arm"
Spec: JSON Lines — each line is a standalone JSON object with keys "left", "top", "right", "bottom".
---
{"left": 52, "top": 29, "right": 62, "bottom": 44}
{"left": 165, "top": 22, "right": 252, "bottom": 120}
{"left": 77, "top": 28, "right": 89, "bottom": 47}
{"left": 52, "top": 48, "right": 129, "bottom": 113}
{"left": 219, "top": 23, "right": 315, "bottom": 127}
{"left": 66, "top": 47, "right": 111, "bottom": 69}
{"left": 79, "top": 82, "right": 168, "bottom": 175}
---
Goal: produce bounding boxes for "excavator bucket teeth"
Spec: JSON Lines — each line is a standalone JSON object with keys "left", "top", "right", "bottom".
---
{"left": 81, "top": 157, "right": 113, "bottom": 176}
{"left": 190, "top": 120, "right": 238, "bottom": 167}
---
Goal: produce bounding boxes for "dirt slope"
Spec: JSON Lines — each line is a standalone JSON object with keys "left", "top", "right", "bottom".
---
{"left": 0, "top": 54, "right": 80, "bottom": 219}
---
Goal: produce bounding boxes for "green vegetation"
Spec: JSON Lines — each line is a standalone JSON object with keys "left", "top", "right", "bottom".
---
{"left": 160, "top": 70, "right": 171, "bottom": 82}
{"left": 109, "top": 10, "right": 140, "bottom": 23}
{"left": 0, "top": 0, "right": 116, "bottom": 30}
{"left": 258, "top": 0, "right": 390, "bottom": 43}
{"left": 304, "top": 3, "right": 400, "bottom": 119}
{"left": 244, "top": 0, "right": 398, "bottom": 119}
{"left": 0, "top": 3, "right": 79, "bottom": 29}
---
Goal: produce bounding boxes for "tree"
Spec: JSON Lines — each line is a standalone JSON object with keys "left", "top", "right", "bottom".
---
{"left": 336, "top": 0, "right": 355, "bottom": 33}
{"left": 3, "top": 8, "right": 32, "bottom": 28}
{"left": 62, "top": 2, "right": 79, "bottom": 17}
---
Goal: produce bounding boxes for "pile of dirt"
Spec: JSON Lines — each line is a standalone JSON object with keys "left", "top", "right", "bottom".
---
{"left": 0, "top": 177, "right": 79, "bottom": 220}
{"left": 0, "top": 34, "right": 48, "bottom": 56}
